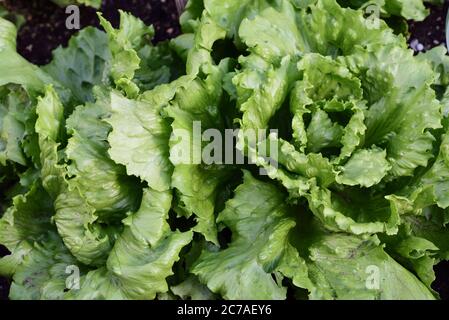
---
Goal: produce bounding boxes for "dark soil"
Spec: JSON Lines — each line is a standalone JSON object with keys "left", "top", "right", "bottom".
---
{"left": 0, "top": 245, "right": 10, "bottom": 300}
{"left": 433, "top": 261, "right": 449, "bottom": 300}
{"left": 0, "top": 0, "right": 449, "bottom": 301}
{"left": 408, "top": 1, "right": 449, "bottom": 52}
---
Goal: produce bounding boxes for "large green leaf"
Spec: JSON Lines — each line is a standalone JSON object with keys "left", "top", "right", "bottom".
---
{"left": 193, "top": 171, "right": 311, "bottom": 300}
{"left": 43, "top": 27, "right": 112, "bottom": 104}
{"left": 307, "top": 233, "right": 436, "bottom": 299}
{"left": 66, "top": 188, "right": 193, "bottom": 300}
{"left": 106, "top": 80, "right": 189, "bottom": 192}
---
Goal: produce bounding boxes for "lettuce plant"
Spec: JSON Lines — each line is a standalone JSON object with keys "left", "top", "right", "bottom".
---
{"left": 1, "top": 0, "right": 449, "bottom": 300}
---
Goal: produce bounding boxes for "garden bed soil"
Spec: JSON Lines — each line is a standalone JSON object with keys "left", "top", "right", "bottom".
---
{"left": 0, "top": 0, "right": 449, "bottom": 300}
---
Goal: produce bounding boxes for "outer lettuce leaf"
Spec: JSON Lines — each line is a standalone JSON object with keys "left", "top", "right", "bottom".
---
{"left": 171, "top": 275, "right": 216, "bottom": 300}
{"left": 192, "top": 171, "right": 312, "bottom": 300}
{"left": 401, "top": 212, "right": 449, "bottom": 262}
{"left": 8, "top": 234, "right": 79, "bottom": 300}
{"left": 0, "top": 168, "right": 78, "bottom": 301}
{"left": 66, "top": 188, "right": 193, "bottom": 300}
{"left": 0, "top": 182, "right": 54, "bottom": 276}
{"left": 0, "top": 85, "right": 34, "bottom": 166}
{"left": 180, "top": 0, "right": 279, "bottom": 52}
{"left": 379, "top": 209, "right": 449, "bottom": 290}
{"left": 0, "top": 20, "right": 57, "bottom": 170}
{"left": 387, "top": 132, "right": 449, "bottom": 212}
{"left": 417, "top": 46, "right": 449, "bottom": 120}
{"left": 179, "top": 0, "right": 204, "bottom": 32}
{"left": 380, "top": 0, "right": 428, "bottom": 21}
{"left": 239, "top": 0, "right": 402, "bottom": 66}
{"left": 239, "top": 1, "right": 304, "bottom": 64}
{"left": 0, "top": 18, "right": 54, "bottom": 92}
{"left": 390, "top": 233, "right": 439, "bottom": 289}
{"left": 43, "top": 27, "right": 112, "bottom": 104}
{"left": 306, "top": 233, "right": 436, "bottom": 300}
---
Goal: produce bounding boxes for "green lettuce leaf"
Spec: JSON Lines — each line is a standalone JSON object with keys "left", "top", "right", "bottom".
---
{"left": 65, "top": 90, "right": 142, "bottom": 221}
{"left": 193, "top": 171, "right": 311, "bottom": 300}
{"left": 43, "top": 27, "right": 111, "bottom": 104}
{"left": 388, "top": 131, "right": 449, "bottom": 212}
{"left": 99, "top": 11, "right": 153, "bottom": 85}
{"left": 0, "top": 182, "right": 54, "bottom": 276}
{"left": 0, "top": 18, "right": 54, "bottom": 92}
{"left": 171, "top": 275, "right": 216, "bottom": 300}
{"left": 106, "top": 81, "right": 188, "bottom": 192}
{"left": 8, "top": 234, "right": 79, "bottom": 300}
{"left": 66, "top": 188, "right": 193, "bottom": 300}
{"left": 0, "top": 85, "right": 35, "bottom": 166}
{"left": 307, "top": 233, "right": 436, "bottom": 299}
